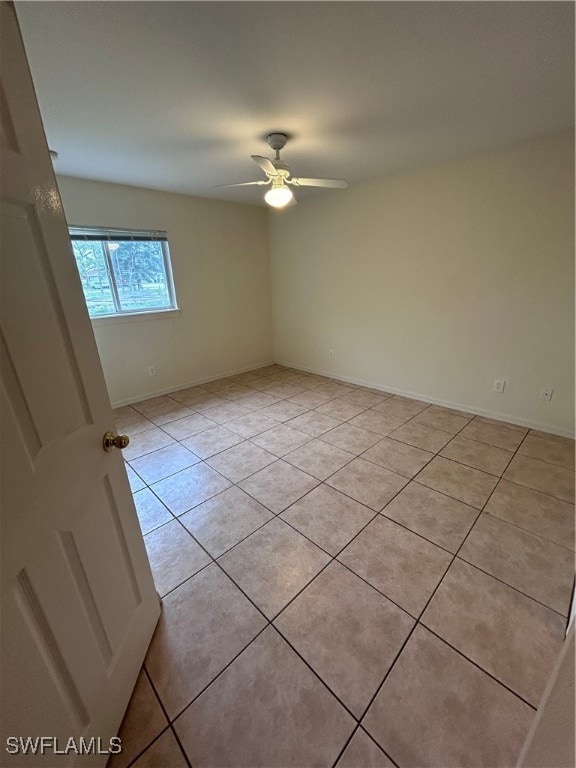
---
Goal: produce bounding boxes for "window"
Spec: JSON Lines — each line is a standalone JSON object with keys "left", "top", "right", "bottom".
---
{"left": 69, "top": 227, "right": 177, "bottom": 318}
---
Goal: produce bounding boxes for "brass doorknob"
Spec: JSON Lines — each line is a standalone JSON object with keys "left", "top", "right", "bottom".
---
{"left": 103, "top": 431, "right": 130, "bottom": 452}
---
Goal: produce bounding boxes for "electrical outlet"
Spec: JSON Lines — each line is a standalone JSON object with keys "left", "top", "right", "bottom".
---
{"left": 329, "top": 349, "right": 334, "bottom": 360}
{"left": 148, "top": 366, "right": 156, "bottom": 377}
{"left": 540, "top": 388, "right": 553, "bottom": 402}
{"left": 493, "top": 379, "right": 506, "bottom": 394}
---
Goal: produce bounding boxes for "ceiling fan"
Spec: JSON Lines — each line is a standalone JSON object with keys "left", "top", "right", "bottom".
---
{"left": 219, "top": 133, "right": 348, "bottom": 208}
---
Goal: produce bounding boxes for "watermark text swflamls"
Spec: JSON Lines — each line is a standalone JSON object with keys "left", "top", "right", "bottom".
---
{"left": 5, "top": 736, "right": 122, "bottom": 756}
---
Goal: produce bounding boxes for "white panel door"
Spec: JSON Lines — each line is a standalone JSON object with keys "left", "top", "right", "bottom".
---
{"left": 0, "top": 4, "right": 161, "bottom": 765}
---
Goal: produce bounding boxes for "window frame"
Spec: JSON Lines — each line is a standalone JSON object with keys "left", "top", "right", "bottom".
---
{"left": 69, "top": 226, "right": 178, "bottom": 319}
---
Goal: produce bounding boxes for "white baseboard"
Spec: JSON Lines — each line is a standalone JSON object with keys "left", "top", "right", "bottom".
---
{"left": 276, "top": 360, "right": 575, "bottom": 439}
{"left": 110, "top": 360, "right": 275, "bottom": 409}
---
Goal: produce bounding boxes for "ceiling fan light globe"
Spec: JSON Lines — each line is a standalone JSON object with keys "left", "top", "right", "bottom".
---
{"left": 264, "top": 185, "right": 293, "bottom": 208}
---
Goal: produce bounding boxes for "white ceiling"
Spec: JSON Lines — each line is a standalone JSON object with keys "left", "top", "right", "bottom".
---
{"left": 17, "top": 1, "right": 574, "bottom": 207}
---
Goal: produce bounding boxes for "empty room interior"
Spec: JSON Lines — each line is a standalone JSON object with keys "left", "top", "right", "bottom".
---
{"left": 4, "top": 1, "right": 576, "bottom": 767}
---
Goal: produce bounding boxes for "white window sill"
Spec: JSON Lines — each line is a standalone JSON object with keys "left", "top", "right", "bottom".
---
{"left": 91, "top": 308, "right": 181, "bottom": 326}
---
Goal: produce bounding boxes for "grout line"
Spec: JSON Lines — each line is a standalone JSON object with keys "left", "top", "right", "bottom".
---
{"left": 125, "top": 367, "right": 569, "bottom": 765}
{"left": 118, "top": 725, "right": 171, "bottom": 768}
{"left": 168, "top": 723, "right": 193, "bottom": 768}
{"left": 418, "top": 624, "right": 538, "bottom": 711}
{"left": 452, "top": 555, "right": 570, "bottom": 618}
{"left": 349, "top": 426, "right": 544, "bottom": 748}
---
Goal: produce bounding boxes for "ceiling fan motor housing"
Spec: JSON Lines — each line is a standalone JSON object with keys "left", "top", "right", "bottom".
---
{"left": 266, "top": 133, "right": 288, "bottom": 152}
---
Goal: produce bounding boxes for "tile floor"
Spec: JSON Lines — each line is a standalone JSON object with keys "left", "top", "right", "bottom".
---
{"left": 111, "top": 365, "right": 575, "bottom": 768}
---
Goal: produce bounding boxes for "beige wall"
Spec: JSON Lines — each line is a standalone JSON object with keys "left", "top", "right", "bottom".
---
{"left": 57, "top": 176, "right": 273, "bottom": 406}
{"left": 270, "top": 133, "right": 575, "bottom": 436}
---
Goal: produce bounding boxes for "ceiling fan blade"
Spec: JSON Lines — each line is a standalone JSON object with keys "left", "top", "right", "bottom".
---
{"left": 216, "top": 180, "right": 269, "bottom": 188}
{"left": 290, "top": 177, "right": 348, "bottom": 189}
{"left": 251, "top": 155, "right": 278, "bottom": 176}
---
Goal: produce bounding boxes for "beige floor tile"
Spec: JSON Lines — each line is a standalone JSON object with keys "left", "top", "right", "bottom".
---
{"left": 285, "top": 410, "right": 342, "bottom": 437}
{"left": 315, "top": 398, "right": 369, "bottom": 420}
{"left": 459, "top": 514, "right": 574, "bottom": 615}
{"left": 255, "top": 364, "right": 284, "bottom": 375}
{"left": 258, "top": 401, "right": 309, "bottom": 422}
{"left": 113, "top": 405, "right": 155, "bottom": 437}
{"left": 485, "top": 479, "right": 575, "bottom": 550}
{"left": 281, "top": 484, "right": 374, "bottom": 554}
{"left": 240, "top": 376, "right": 277, "bottom": 391}
{"left": 205, "top": 442, "right": 276, "bottom": 483}
{"left": 363, "top": 626, "right": 534, "bottom": 768}
{"left": 238, "top": 460, "right": 319, "bottom": 513}
{"left": 174, "top": 628, "right": 354, "bottom": 767}
{"left": 131, "top": 730, "right": 188, "bottom": 768}
{"left": 504, "top": 454, "right": 575, "bottom": 503}
{"left": 145, "top": 564, "right": 266, "bottom": 718}
{"left": 151, "top": 463, "right": 231, "bottom": 515}
{"left": 107, "top": 671, "right": 167, "bottom": 768}
{"left": 349, "top": 410, "right": 407, "bottom": 436}
{"left": 131, "top": 395, "right": 178, "bottom": 418}
{"left": 168, "top": 385, "right": 208, "bottom": 402}
{"left": 130, "top": 443, "right": 200, "bottom": 485}
{"left": 123, "top": 427, "right": 176, "bottom": 461}
{"left": 268, "top": 370, "right": 305, "bottom": 383}
{"left": 388, "top": 421, "right": 453, "bottom": 452}
{"left": 341, "top": 390, "right": 387, "bottom": 407}
{"left": 372, "top": 396, "right": 429, "bottom": 420}
{"left": 180, "top": 425, "right": 244, "bottom": 459}
{"left": 440, "top": 435, "right": 513, "bottom": 476}
{"left": 518, "top": 434, "right": 575, "bottom": 470}
{"left": 146, "top": 403, "right": 196, "bottom": 427}
{"left": 416, "top": 456, "right": 498, "bottom": 508}
{"left": 143, "top": 520, "right": 211, "bottom": 597}
{"left": 288, "top": 389, "right": 337, "bottom": 408}
{"left": 275, "top": 562, "right": 414, "bottom": 716}
{"left": 291, "top": 374, "right": 328, "bottom": 390}
{"left": 383, "top": 482, "right": 477, "bottom": 553}
{"left": 183, "top": 393, "right": 230, "bottom": 411}
{"left": 425, "top": 404, "right": 473, "bottom": 419}
{"left": 412, "top": 407, "right": 471, "bottom": 434}
{"left": 200, "top": 378, "right": 235, "bottom": 393}
{"left": 327, "top": 458, "right": 408, "bottom": 511}
{"left": 529, "top": 429, "right": 575, "bottom": 445}
{"left": 227, "top": 370, "right": 263, "bottom": 384}
{"left": 313, "top": 383, "right": 356, "bottom": 398}
{"left": 160, "top": 413, "right": 217, "bottom": 441}
{"left": 336, "top": 729, "right": 395, "bottom": 768}
{"left": 459, "top": 420, "right": 525, "bottom": 451}
{"left": 321, "top": 423, "right": 382, "bottom": 454}
{"left": 390, "top": 395, "right": 430, "bottom": 407}
{"left": 217, "top": 383, "right": 254, "bottom": 400}
{"left": 362, "top": 438, "right": 434, "bottom": 478}
{"left": 264, "top": 383, "right": 306, "bottom": 399}
{"left": 475, "top": 415, "right": 528, "bottom": 433}
{"left": 238, "top": 392, "right": 282, "bottom": 410}
{"left": 422, "top": 559, "right": 565, "bottom": 705}
{"left": 225, "top": 411, "right": 279, "bottom": 438}
{"left": 251, "top": 423, "right": 312, "bottom": 457}
{"left": 284, "top": 439, "right": 355, "bottom": 481}
{"left": 201, "top": 401, "right": 250, "bottom": 424}
{"left": 180, "top": 486, "right": 273, "bottom": 557}
{"left": 133, "top": 488, "right": 173, "bottom": 535}
{"left": 126, "top": 464, "right": 146, "bottom": 492}
{"left": 338, "top": 516, "right": 451, "bottom": 616}
{"left": 218, "top": 518, "right": 329, "bottom": 618}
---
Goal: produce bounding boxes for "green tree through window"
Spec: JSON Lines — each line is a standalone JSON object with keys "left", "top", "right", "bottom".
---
{"left": 70, "top": 228, "right": 177, "bottom": 318}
